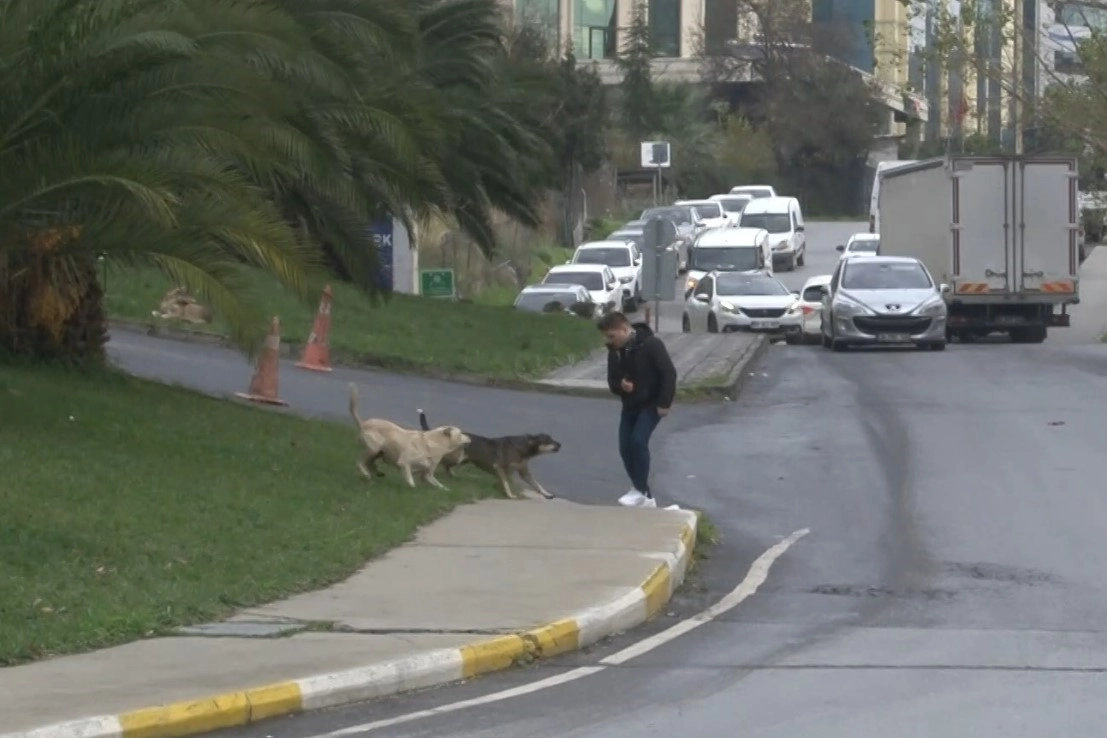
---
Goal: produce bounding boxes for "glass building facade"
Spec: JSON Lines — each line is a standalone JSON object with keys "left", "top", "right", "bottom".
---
{"left": 515, "top": 0, "right": 560, "bottom": 47}
{"left": 573, "top": 0, "right": 617, "bottom": 59}
{"left": 811, "top": 0, "right": 876, "bottom": 72}
{"left": 649, "top": 0, "right": 681, "bottom": 57}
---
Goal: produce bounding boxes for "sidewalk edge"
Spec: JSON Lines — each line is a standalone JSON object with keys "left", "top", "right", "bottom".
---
{"left": 2, "top": 511, "right": 698, "bottom": 738}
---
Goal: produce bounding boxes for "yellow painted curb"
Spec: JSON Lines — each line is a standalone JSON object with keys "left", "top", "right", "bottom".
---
{"left": 118, "top": 682, "right": 302, "bottom": 738}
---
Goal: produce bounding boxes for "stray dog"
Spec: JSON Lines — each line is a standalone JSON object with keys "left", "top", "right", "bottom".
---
{"left": 348, "top": 384, "right": 469, "bottom": 489}
{"left": 418, "top": 410, "right": 561, "bottom": 500}
{"left": 152, "top": 287, "right": 213, "bottom": 325}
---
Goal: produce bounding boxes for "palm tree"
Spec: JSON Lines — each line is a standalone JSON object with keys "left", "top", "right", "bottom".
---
{"left": 0, "top": 0, "right": 556, "bottom": 363}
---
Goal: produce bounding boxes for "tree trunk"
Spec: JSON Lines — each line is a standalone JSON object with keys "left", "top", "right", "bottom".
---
{"left": 0, "top": 251, "right": 108, "bottom": 365}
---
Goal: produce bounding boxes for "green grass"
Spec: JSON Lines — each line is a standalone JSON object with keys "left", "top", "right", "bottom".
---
{"left": 0, "top": 365, "right": 495, "bottom": 665}
{"left": 471, "top": 243, "right": 574, "bottom": 307}
{"left": 104, "top": 263, "right": 598, "bottom": 379}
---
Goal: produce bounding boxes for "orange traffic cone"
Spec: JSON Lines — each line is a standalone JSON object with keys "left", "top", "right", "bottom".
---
{"left": 235, "top": 316, "right": 288, "bottom": 406}
{"left": 296, "top": 285, "right": 333, "bottom": 372}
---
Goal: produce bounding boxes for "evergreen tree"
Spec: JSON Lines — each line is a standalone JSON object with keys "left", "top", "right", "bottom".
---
{"left": 616, "top": 3, "right": 659, "bottom": 141}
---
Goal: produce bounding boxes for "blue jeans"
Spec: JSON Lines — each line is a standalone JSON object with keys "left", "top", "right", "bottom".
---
{"left": 619, "top": 407, "right": 661, "bottom": 496}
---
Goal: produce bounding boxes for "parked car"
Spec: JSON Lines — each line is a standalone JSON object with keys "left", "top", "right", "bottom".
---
{"left": 836, "top": 233, "right": 880, "bottom": 260}
{"left": 570, "top": 240, "right": 642, "bottom": 310}
{"left": 797, "top": 274, "right": 832, "bottom": 342}
{"left": 640, "top": 205, "right": 699, "bottom": 239}
{"left": 738, "top": 196, "right": 806, "bottom": 270}
{"left": 542, "top": 263, "right": 623, "bottom": 313}
{"left": 729, "top": 184, "right": 777, "bottom": 198}
{"left": 514, "top": 284, "right": 595, "bottom": 318}
{"left": 819, "top": 255, "right": 948, "bottom": 351}
{"left": 674, "top": 199, "right": 729, "bottom": 231}
{"left": 607, "top": 226, "right": 645, "bottom": 254}
{"left": 708, "top": 193, "right": 753, "bottom": 223}
{"left": 682, "top": 270, "right": 803, "bottom": 342}
{"left": 685, "top": 226, "right": 773, "bottom": 296}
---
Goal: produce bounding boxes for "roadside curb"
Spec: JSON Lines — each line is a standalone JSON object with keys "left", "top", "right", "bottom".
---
{"left": 1, "top": 511, "right": 699, "bottom": 738}
{"left": 109, "top": 321, "right": 770, "bottom": 403}
{"left": 107, "top": 319, "right": 616, "bottom": 401}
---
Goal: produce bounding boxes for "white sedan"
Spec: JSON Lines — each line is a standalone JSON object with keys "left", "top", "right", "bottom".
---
{"left": 542, "top": 263, "right": 623, "bottom": 313}
{"left": 682, "top": 270, "right": 803, "bottom": 342}
{"left": 675, "top": 199, "right": 729, "bottom": 231}
{"left": 836, "top": 233, "right": 880, "bottom": 260}
{"left": 797, "top": 274, "right": 832, "bottom": 342}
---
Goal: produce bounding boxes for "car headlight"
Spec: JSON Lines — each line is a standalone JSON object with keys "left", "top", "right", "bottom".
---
{"left": 773, "top": 241, "right": 789, "bottom": 251}
{"left": 833, "top": 297, "right": 872, "bottom": 316}
{"left": 915, "top": 297, "right": 947, "bottom": 316}
{"left": 686, "top": 277, "right": 698, "bottom": 290}
{"left": 719, "top": 301, "right": 738, "bottom": 314}
{"left": 619, "top": 276, "right": 633, "bottom": 283}
{"left": 786, "top": 301, "right": 803, "bottom": 315}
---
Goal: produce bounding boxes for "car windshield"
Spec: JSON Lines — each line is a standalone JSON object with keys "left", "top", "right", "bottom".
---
{"left": 690, "top": 246, "right": 760, "bottom": 272}
{"left": 641, "top": 207, "right": 691, "bottom": 225}
{"left": 848, "top": 239, "right": 879, "bottom": 253}
{"left": 716, "top": 273, "right": 790, "bottom": 296}
{"left": 515, "top": 291, "right": 582, "bottom": 311}
{"left": 576, "top": 247, "right": 631, "bottom": 267}
{"left": 739, "top": 212, "right": 791, "bottom": 233}
{"left": 842, "top": 261, "right": 932, "bottom": 290}
{"left": 689, "top": 204, "right": 723, "bottom": 219}
{"left": 716, "top": 197, "right": 751, "bottom": 213}
{"left": 545, "top": 271, "right": 604, "bottom": 290}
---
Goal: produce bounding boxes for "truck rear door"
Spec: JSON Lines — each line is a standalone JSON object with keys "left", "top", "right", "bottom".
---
{"left": 1016, "top": 158, "right": 1079, "bottom": 297}
{"left": 951, "top": 158, "right": 1013, "bottom": 295}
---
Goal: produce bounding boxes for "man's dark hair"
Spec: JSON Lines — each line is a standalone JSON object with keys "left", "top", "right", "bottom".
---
{"left": 596, "top": 311, "right": 630, "bottom": 331}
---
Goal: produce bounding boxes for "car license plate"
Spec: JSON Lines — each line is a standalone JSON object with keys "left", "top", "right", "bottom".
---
{"left": 750, "top": 320, "right": 779, "bottom": 329}
{"left": 876, "top": 333, "right": 910, "bottom": 343}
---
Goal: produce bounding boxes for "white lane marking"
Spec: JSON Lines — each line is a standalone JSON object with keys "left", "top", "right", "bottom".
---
{"left": 302, "top": 527, "right": 810, "bottom": 738}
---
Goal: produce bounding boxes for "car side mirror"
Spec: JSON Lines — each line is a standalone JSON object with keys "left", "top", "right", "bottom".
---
{"left": 835, "top": 244, "right": 845, "bottom": 252}
{"left": 819, "top": 285, "right": 830, "bottom": 295}
{"left": 795, "top": 225, "right": 804, "bottom": 232}
{"left": 792, "top": 292, "right": 800, "bottom": 299}
{"left": 940, "top": 283, "right": 951, "bottom": 294}
{"left": 694, "top": 293, "right": 710, "bottom": 302}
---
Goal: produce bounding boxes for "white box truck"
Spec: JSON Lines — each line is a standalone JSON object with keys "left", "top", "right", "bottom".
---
{"left": 878, "top": 155, "right": 1080, "bottom": 343}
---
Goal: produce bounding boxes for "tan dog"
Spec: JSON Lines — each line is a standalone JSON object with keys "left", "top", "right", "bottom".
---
{"left": 152, "top": 287, "right": 213, "bottom": 325}
{"left": 348, "top": 384, "right": 469, "bottom": 489}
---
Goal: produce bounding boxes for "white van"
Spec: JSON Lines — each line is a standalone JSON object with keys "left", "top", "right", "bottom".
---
{"left": 869, "top": 160, "right": 918, "bottom": 233}
{"left": 737, "top": 196, "right": 806, "bottom": 270}
{"left": 729, "top": 184, "right": 777, "bottom": 198}
{"left": 684, "top": 227, "right": 773, "bottom": 295}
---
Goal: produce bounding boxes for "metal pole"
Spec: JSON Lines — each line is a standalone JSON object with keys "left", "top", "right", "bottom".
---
{"left": 653, "top": 243, "right": 661, "bottom": 332}
{"left": 1012, "top": 0, "right": 1024, "bottom": 154}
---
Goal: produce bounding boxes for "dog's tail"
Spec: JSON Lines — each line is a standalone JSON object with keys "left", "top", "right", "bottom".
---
{"left": 417, "top": 409, "right": 430, "bottom": 431}
{"left": 348, "top": 383, "right": 364, "bottom": 427}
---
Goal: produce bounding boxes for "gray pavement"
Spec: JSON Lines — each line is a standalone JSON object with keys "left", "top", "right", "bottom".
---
{"left": 540, "top": 332, "right": 765, "bottom": 392}
{"left": 0, "top": 501, "right": 693, "bottom": 733}
{"left": 192, "top": 221, "right": 1107, "bottom": 738}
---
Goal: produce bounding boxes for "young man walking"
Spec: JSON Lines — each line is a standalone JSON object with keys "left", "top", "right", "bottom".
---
{"left": 597, "top": 312, "right": 677, "bottom": 508}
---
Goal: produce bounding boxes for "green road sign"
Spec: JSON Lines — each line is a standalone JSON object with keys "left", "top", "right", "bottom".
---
{"left": 420, "top": 268, "right": 455, "bottom": 298}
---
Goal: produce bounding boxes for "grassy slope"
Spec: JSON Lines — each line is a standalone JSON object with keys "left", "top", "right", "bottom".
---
{"left": 0, "top": 365, "right": 493, "bottom": 665}
{"left": 104, "top": 261, "right": 598, "bottom": 379}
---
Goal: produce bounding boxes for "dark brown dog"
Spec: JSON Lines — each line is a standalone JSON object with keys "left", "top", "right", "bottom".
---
{"left": 417, "top": 410, "right": 561, "bottom": 499}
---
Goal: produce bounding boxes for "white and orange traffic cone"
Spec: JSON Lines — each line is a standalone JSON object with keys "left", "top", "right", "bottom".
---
{"left": 235, "top": 316, "right": 288, "bottom": 406}
{"left": 296, "top": 284, "right": 333, "bottom": 372}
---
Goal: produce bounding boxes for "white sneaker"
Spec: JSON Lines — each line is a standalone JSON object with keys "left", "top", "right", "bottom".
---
{"left": 640, "top": 496, "right": 657, "bottom": 508}
{"left": 618, "top": 489, "right": 647, "bottom": 507}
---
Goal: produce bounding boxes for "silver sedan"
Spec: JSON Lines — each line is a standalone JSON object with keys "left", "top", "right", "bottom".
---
{"left": 819, "top": 255, "right": 948, "bottom": 351}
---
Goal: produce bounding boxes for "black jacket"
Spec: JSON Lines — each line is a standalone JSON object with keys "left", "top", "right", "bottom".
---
{"left": 606, "top": 322, "right": 677, "bottom": 411}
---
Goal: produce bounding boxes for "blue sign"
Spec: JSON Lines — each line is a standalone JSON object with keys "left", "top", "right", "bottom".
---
{"left": 368, "top": 219, "right": 394, "bottom": 291}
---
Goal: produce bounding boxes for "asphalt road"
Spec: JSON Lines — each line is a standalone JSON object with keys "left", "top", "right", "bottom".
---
{"left": 112, "top": 221, "right": 1107, "bottom": 737}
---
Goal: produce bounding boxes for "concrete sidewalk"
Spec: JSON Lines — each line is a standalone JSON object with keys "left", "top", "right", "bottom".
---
{"left": 540, "top": 332, "right": 767, "bottom": 399}
{"left": 0, "top": 500, "right": 697, "bottom": 738}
